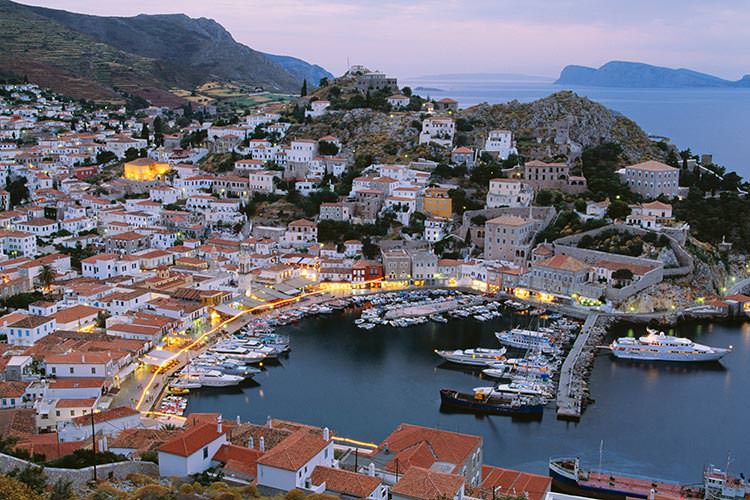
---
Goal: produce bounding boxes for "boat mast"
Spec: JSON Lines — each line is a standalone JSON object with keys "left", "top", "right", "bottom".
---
{"left": 598, "top": 440, "right": 604, "bottom": 475}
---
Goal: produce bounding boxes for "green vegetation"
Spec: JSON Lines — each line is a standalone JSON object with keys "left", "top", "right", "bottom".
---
{"left": 44, "top": 449, "right": 128, "bottom": 469}
{"left": 580, "top": 143, "right": 634, "bottom": 201}
{"left": 674, "top": 189, "right": 750, "bottom": 252}
{"left": 577, "top": 229, "right": 669, "bottom": 257}
{"left": 535, "top": 210, "right": 607, "bottom": 244}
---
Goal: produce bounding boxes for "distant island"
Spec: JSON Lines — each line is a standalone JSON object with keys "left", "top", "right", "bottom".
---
{"left": 414, "top": 86, "right": 444, "bottom": 92}
{"left": 410, "top": 72, "right": 553, "bottom": 82}
{"left": 556, "top": 61, "right": 750, "bottom": 88}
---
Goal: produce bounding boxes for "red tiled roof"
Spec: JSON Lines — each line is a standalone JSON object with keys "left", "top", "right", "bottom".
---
{"left": 311, "top": 466, "right": 381, "bottom": 497}
{"left": 213, "top": 443, "right": 263, "bottom": 478}
{"left": 71, "top": 406, "right": 138, "bottom": 426}
{"left": 471, "top": 465, "right": 551, "bottom": 500}
{"left": 391, "top": 466, "right": 464, "bottom": 500}
{"left": 158, "top": 422, "right": 224, "bottom": 457}
{"left": 257, "top": 429, "right": 328, "bottom": 471}
{"left": 379, "top": 423, "right": 481, "bottom": 475}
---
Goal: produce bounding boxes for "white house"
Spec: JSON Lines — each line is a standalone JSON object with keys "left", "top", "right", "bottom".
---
{"left": 17, "top": 218, "right": 59, "bottom": 237}
{"left": 158, "top": 420, "right": 228, "bottom": 477}
{"left": 289, "top": 139, "right": 317, "bottom": 163}
{"left": 81, "top": 253, "right": 141, "bottom": 279}
{"left": 418, "top": 117, "right": 455, "bottom": 147}
{"left": 387, "top": 94, "right": 411, "bottom": 109}
{"left": 305, "top": 100, "right": 331, "bottom": 118}
{"left": 257, "top": 428, "right": 333, "bottom": 492}
{"left": 58, "top": 406, "right": 141, "bottom": 442}
{"left": 6, "top": 315, "right": 56, "bottom": 346}
{"left": 620, "top": 160, "right": 679, "bottom": 199}
{"left": 483, "top": 130, "right": 517, "bottom": 159}
{"left": 486, "top": 178, "right": 533, "bottom": 208}
{"left": 0, "top": 230, "right": 37, "bottom": 256}
{"left": 249, "top": 170, "right": 279, "bottom": 194}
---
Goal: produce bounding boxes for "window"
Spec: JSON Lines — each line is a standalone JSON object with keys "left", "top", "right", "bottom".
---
{"left": 203, "top": 447, "right": 208, "bottom": 459}
{"left": 69, "top": 367, "right": 74, "bottom": 374}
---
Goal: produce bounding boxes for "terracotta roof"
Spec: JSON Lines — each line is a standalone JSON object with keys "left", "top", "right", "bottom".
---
{"left": 213, "top": 443, "right": 264, "bottom": 478}
{"left": 48, "top": 378, "right": 106, "bottom": 389}
{"left": 51, "top": 304, "right": 101, "bottom": 325}
{"left": 8, "top": 314, "right": 53, "bottom": 329}
{"left": 627, "top": 160, "right": 678, "bottom": 172}
{"left": 228, "top": 422, "right": 294, "bottom": 450}
{"left": 257, "top": 429, "right": 329, "bottom": 471}
{"left": 311, "top": 466, "right": 381, "bottom": 497}
{"left": 0, "top": 408, "right": 36, "bottom": 438}
{"left": 109, "top": 428, "right": 176, "bottom": 453}
{"left": 379, "top": 423, "right": 481, "bottom": 475}
{"left": 469, "top": 465, "right": 551, "bottom": 500}
{"left": 56, "top": 398, "right": 97, "bottom": 408}
{"left": 0, "top": 381, "right": 28, "bottom": 398}
{"left": 391, "top": 466, "right": 464, "bottom": 500}
{"left": 71, "top": 406, "right": 138, "bottom": 425}
{"left": 487, "top": 214, "right": 532, "bottom": 227}
{"left": 640, "top": 201, "right": 672, "bottom": 210}
{"left": 158, "top": 422, "right": 224, "bottom": 457}
{"left": 535, "top": 255, "right": 591, "bottom": 273}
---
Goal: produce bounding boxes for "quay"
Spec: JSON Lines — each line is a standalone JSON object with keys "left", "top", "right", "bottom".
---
{"left": 384, "top": 297, "right": 470, "bottom": 320}
{"left": 556, "top": 313, "right": 601, "bottom": 420}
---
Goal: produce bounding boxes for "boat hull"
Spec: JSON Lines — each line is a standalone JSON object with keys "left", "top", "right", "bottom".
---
{"left": 439, "top": 389, "right": 543, "bottom": 418}
{"left": 611, "top": 349, "right": 729, "bottom": 362}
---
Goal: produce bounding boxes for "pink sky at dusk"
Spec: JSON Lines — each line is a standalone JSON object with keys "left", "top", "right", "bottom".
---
{"left": 16, "top": 0, "right": 750, "bottom": 80}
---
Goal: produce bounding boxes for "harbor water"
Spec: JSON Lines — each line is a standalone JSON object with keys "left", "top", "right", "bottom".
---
{"left": 186, "top": 309, "right": 750, "bottom": 481}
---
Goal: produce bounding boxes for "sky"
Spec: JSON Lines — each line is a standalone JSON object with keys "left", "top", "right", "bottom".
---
{"left": 17, "top": 0, "right": 750, "bottom": 80}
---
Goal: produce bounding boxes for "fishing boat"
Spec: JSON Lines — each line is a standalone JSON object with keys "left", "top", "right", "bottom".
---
{"left": 435, "top": 347, "right": 507, "bottom": 367}
{"left": 549, "top": 457, "right": 749, "bottom": 500}
{"left": 439, "top": 388, "right": 544, "bottom": 417}
{"left": 609, "top": 329, "right": 731, "bottom": 362}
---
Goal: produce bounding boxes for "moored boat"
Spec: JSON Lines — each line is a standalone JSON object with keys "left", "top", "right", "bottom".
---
{"left": 435, "top": 347, "right": 507, "bottom": 367}
{"left": 609, "top": 329, "right": 731, "bottom": 362}
{"left": 439, "top": 388, "right": 544, "bottom": 418}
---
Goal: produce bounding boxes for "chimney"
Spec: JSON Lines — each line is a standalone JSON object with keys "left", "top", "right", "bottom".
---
{"left": 266, "top": 415, "right": 272, "bottom": 428}
{"left": 259, "top": 436, "right": 265, "bottom": 452}
{"left": 248, "top": 436, "right": 254, "bottom": 449}
{"left": 323, "top": 427, "right": 330, "bottom": 441}
{"left": 217, "top": 415, "right": 223, "bottom": 434}
{"left": 368, "top": 462, "right": 376, "bottom": 477}
{"left": 236, "top": 415, "right": 241, "bottom": 425}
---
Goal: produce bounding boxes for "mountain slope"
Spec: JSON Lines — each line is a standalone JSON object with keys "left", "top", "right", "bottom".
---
{"left": 556, "top": 61, "right": 750, "bottom": 88}
{"left": 0, "top": 0, "right": 332, "bottom": 103}
{"left": 264, "top": 53, "right": 333, "bottom": 87}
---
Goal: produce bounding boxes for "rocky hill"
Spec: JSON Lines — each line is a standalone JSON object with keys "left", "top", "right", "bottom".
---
{"left": 0, "top": 0, "right": 330, "bottom": 104}
{"left": 459, "top": 91, "right": 662, "bottom": 162}
{"left": 557, "top": 61, "right": 750, "bottom": 88}
{"left": 291, "top": 91, "right": 662, "bottom": 164}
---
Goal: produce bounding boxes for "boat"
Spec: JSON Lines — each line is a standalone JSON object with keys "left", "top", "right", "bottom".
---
{"left": 358, "top": 323, "right": 376, "bottom": 330}
{"left": 483, "top": 358, "right": 552, "bottom": 380}
{"left": 168, "top": 387, "right": 190, "bottom": 395}
{"left": 435, "top": 347, "right": 507, "bottom": 367}
{"left": 178, "top": 369, "right": 243, "bottom": 387}
{"left": 439, "top": 388, "right": 544, "bottom": 417}
{"left": 549, "top": 457, "right": 749, "bottom": 500}
{"left": 609, "top": 329, "right": 732, "bottom": 362}
{"left": 170, "top": 379, "right": 201, "bottom": 389}
{"left": 495, "top": 328, "right": 556, "bottom": 354}
{"left": 430, "top": 314, "right": 448, "bottom": 323}
{"left": 473, "top": 379, "right": 553, "bottom": 399}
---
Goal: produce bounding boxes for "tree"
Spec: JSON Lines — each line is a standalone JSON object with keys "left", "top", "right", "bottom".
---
{"left": 0, "top": 474, "right": 42, "bottom": 500}
{"left": 140, "top": 123, "right": 149, "bottom": 141}
{"left": 318, "top": 77, "right": 329, "bottom": 87}
{"left": 318, "top": 140, "right": 339, "bottom": 156}
{"left": 8, "top": 466, "right": 47, "bottom": 495}
{"left": 37, "top": 265, "right": 55, "bottom": 290}
{"left": 96, "top": 150, "right": 116, "bottom": 165}
{"left": 49, "top": 478, "right": 74, "bottom": 500}
{"left": 612, "top": 268, "right": 634, "bottom": 281}
{"left": 300, "top": 79, "right": 308, "bottom": 97}
{"left": 606, "top": 200, "right": 631, "bottom": 220}
{"left": 153, "top": 116, "right": 164, "bottom": 146}
{"left": 124, "top": 147, "right": 140, "bottom": 161}
{"left": 6, "top": 177, "right": 29, "bottom": 208}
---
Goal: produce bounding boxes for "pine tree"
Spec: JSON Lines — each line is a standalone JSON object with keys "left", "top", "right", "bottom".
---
{"left": 300, "top": 79, "right": 308, "bottom": 97}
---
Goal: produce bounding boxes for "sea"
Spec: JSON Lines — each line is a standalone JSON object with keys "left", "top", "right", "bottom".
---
{"left": 186, "top": 310, "right": 750, "bottom": 481}
{"left": 400, "top": 76, "right": 750, "bottom": 178}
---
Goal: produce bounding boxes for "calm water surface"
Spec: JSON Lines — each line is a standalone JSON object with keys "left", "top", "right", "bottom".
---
{"left": 400, "top": 78, "right": 750, "bottom": 177}
{"left": 187, "top": 310, "right": 750, "bottom": 481}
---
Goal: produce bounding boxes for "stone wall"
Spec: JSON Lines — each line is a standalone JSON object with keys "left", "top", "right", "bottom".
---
{"left": 0, "top": 453, "right": 159, "bottom": 490}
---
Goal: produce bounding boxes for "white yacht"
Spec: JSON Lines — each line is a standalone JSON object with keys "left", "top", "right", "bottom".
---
{"left": 495, "top": 328, "right": 556, "bottom": 354}
{"left": 609, "top": 329, "right": 731, "bottom": 362}
{"left": 179, "top": 369, "right": 243, "bottom": 387}
{"left": 435, "top": 347, "right": 507, "bottom": 367}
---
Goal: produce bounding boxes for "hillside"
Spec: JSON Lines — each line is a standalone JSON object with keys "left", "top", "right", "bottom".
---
{"left": 291, "top": 91, "right": 662, "bottom": 164}
{"left": 556, "top": 61, "right": 750, "bottom": 88}
{"left": 265, "top": 53, "right": 333, "bottom": 86}
{"left": 0, "top": 0, "right": 330, "bottom": 104}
